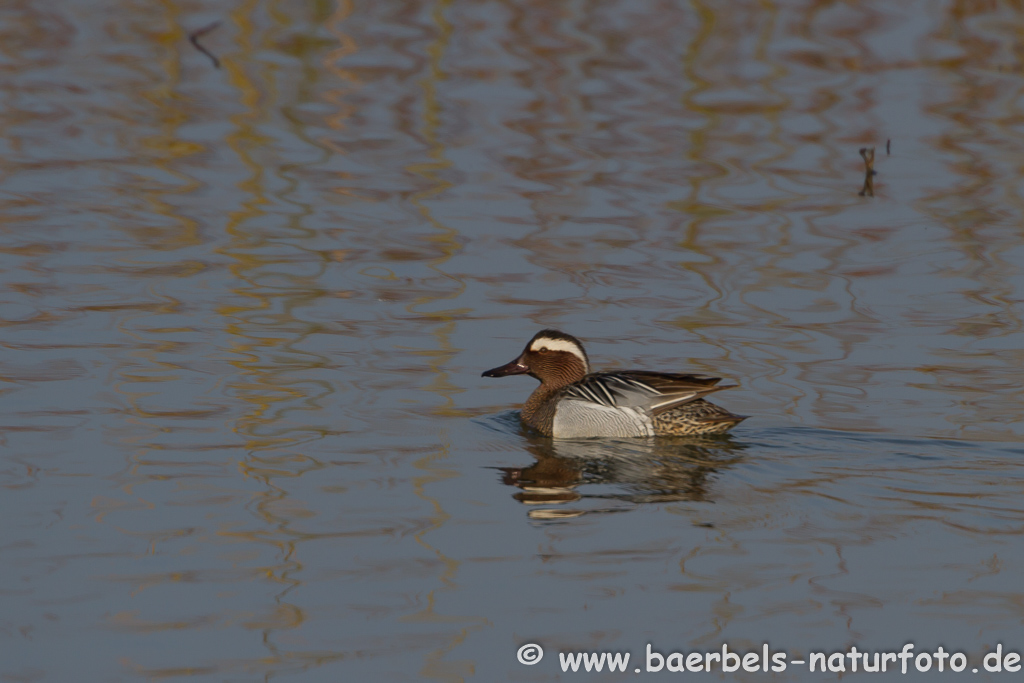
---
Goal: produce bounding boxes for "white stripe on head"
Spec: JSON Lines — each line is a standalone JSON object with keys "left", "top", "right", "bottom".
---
{"left": 529, "top": 336, "right": 589, "bottom": 370}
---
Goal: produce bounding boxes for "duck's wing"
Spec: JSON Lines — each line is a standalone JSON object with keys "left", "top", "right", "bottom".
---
{"left": 561, "top": 371, "right": 735, "bottom": 415}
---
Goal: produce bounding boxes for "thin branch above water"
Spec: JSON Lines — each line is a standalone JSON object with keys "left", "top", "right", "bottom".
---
{"left": 859, "top": 147, "right": 876, "bottom": 197}
{"left": 189, "top": 21, "right": 221, "bottom": 69}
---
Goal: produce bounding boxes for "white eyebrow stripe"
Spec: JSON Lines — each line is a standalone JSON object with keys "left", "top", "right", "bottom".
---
{"left": 529, "top": 337, "right": 587, "bottom": 364}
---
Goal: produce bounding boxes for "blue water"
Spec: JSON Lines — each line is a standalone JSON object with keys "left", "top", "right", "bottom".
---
{"left": 2, "top": 0, "right": 1024, "bottom": 680}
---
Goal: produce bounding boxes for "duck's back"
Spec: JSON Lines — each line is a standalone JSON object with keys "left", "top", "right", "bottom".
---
{"left": 545, "top": 371, "right": 727, "bottom": 438}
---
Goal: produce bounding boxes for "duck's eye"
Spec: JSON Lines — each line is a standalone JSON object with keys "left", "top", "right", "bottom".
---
{"left": 538, "top": 347, "right": 549, "bottom": 354}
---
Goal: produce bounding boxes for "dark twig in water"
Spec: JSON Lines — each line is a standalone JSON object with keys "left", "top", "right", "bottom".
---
{"left": 858, "top": 147, "right": 876, "bottom": 197}
{"left": 886, "top": 139, "right": 891, "bottom": 155}
{"left": 189, "top": 21, "right": 221, "bottom": 69}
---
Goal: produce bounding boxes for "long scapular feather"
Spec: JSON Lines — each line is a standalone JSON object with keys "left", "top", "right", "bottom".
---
{"left": 562, "top": 371, "right": 734, "bottom": 414}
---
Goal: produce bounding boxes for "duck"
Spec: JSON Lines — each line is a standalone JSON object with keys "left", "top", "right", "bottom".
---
{"left": 482, "top": 329, "right": 745, "bottom": 438}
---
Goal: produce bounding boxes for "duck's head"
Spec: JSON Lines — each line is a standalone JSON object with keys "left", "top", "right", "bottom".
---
{"left": 482, "top": 329, "right": 590, "bottom": 386}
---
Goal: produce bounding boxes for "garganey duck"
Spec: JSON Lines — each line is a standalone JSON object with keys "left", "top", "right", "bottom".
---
{"left": 482, "top": 329, "right": 745, "bottom": 438}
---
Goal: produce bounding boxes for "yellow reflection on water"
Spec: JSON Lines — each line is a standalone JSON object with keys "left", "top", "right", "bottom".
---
{"left": 399, "top": 2, "right": 488, "bottom": 681}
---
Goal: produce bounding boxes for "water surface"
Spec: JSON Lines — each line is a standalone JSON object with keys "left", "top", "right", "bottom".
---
{"left": 2, "top": 0, "right": 1024, "bottom": 680}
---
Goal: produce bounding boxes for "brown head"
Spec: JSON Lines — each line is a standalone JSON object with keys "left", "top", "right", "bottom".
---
{"left": 482, "top": 329, "right": 590, "bottom": 389}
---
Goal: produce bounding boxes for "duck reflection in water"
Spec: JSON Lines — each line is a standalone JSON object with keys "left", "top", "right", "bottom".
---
{"left": 497, "top": 428, "right": 746, "bottom": 520}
